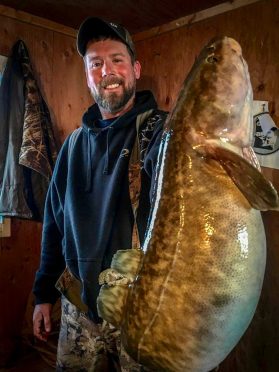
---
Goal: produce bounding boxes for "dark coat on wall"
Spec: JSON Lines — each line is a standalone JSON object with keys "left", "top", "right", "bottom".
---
{"left": 0, "top": 40, "right": 57, "bottom": 221}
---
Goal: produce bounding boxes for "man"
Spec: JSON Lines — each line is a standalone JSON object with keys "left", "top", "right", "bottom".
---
{"left": 32, "top": 17, "right": 167, "bottom": 371}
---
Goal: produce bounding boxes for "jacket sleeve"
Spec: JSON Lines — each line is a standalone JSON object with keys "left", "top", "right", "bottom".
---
{"left": 32, "top": 137, "right": 70, "bottom": 305}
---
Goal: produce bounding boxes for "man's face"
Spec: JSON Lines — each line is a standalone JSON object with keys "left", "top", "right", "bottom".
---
{"left": 84, "top": 39, "right": 141, "bottom": 118}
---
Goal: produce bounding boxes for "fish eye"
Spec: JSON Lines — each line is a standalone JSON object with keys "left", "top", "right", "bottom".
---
{"left": 207, "top": 54, "right": 219, "bottom": 63}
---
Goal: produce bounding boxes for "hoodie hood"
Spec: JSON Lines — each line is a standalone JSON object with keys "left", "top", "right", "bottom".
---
{"left": 82, "top": 91, "right": 157, "bottom": 192}
{"left": 81, "top": 90, "right": 158, "bottom": 191}
{"left": 81, "top": 90, "right": 158, "bottom": 131}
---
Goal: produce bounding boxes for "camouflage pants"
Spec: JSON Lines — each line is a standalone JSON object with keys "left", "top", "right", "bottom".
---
{"left": 56, "top": 296, "right": 143, "bottom": 372}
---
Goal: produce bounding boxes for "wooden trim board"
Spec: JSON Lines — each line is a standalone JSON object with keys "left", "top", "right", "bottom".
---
{"left": 0, "top": 0, "right": 264, "bottom": 41}
{"left": 0, "top": 4, "right": 77, "bottom": 37}
{"left": 133, "top": 0, "right": 264, "bottom": 41}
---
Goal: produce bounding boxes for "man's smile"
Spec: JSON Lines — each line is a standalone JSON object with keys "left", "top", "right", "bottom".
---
{"left": 104, "top": 83, "right": 121, "bottom": 90}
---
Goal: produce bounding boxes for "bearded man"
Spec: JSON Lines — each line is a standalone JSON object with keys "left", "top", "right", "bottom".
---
{"left": 32, "top": 17, "right": 167, "bottom": 371}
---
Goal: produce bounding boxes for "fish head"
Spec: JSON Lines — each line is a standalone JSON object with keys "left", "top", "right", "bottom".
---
{"left": 171, "top": 36, "right": 253, "bottom": 148}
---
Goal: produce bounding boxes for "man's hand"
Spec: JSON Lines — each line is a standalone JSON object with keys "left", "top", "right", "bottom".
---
{"left": 33, "top": 303, "right": 53, "bottom": 342}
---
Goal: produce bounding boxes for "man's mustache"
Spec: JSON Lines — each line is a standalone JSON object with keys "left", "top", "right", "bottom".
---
{"left": 99, "top": 77, "right": 124, "bottom": 88}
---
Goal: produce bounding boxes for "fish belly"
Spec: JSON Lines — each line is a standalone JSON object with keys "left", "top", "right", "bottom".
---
{"left": 121, "top": 144, "right": 266, "bottom": 372}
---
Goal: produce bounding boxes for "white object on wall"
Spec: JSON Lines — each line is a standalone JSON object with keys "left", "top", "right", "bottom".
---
{"left": 252, "top": 101, "right": 279, "bottom": 169}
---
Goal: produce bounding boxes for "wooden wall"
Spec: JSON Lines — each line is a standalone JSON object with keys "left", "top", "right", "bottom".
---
{"left": 0, "top": 0, "right": 278, "bottom": 370}
{"left": 135, "top": 0, "right": 279, "bottom": 370}
{"left": 0, "top": 15, "right": 91, "bottom": 365}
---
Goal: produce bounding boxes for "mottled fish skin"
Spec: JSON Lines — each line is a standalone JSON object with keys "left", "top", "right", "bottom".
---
{"left": 120, "top": 37, "right": 272, "bottom": 371}
{"left": 122, "top": 151, "right": 266, "bottom": 371}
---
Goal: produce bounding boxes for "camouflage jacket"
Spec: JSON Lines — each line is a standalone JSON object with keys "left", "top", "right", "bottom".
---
{"left": 0, "top": 40, "right": 57, "bottom": 221}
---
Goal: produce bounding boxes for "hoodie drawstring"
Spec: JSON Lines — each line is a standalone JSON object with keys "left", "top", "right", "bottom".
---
{"left": 85, "top": 127, "right": 112, "bottom": 192}
{"left": 103, "top": 128, "right": 112, "bottom": 175}
{"left": 85, "top": 128, "right": 93, "bottom": 192}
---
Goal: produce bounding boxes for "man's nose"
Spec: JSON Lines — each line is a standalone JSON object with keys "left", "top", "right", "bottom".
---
{"left": 102, "top": 61, "right": 114, "bottom": 77}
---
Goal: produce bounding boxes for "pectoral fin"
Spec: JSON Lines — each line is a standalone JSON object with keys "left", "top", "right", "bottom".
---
{"left": 242, "top": 146, "right": 261, "bottom": 171}
{"left": 202, "top": 144, "right": 279, "bottom": 211}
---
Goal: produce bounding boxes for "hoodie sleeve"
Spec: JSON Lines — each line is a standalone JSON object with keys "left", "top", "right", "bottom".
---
{"left": 32, "top": 137, "right": 70, "bottom": 305}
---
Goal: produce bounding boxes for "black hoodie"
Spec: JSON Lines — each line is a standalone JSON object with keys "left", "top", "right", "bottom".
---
{"left": 33, "top": 90, "right": 167, "bottom": 321}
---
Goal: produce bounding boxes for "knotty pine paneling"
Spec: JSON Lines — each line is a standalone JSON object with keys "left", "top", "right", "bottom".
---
{"left": 0, "top": 14, "right": 91, "bottom": 365}
{"left": 136, "top": 0, "right": 279, "bottom": 121}
{"left": 52, "top": 32, "right": 91, "bottom": 142}
{"left": 0, "top": 0, "right": 279, "bottom": 370}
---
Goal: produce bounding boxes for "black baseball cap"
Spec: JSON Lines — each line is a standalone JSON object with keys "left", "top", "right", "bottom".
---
{"left": 77, "top": 17, "right": 136, "bottom": 58}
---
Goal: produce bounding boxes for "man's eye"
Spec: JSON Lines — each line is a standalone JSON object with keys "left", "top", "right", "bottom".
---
{"left": 90, "top": 61, "right": 102, "bottom": 69}
{"left": 113, "top": 58, "right": 122, "bottom": 63}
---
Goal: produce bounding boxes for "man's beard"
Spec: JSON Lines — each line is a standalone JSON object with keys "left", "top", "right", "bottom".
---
{"left": 90, "top": 77, "right": 136, "bottom": 114}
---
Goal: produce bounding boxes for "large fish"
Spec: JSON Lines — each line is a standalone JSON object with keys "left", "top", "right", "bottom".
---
{"left": 97, "top": 36, "right": 279, "bottom": 371}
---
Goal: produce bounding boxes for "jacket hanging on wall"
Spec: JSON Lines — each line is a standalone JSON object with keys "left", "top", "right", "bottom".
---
{"left": 0, "top": 40, "right": 58, "bottom": 221}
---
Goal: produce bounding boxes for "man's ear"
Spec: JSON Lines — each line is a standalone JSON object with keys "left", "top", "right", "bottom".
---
{"left": 134, "top": 60, "right": 141, "bottom": 80}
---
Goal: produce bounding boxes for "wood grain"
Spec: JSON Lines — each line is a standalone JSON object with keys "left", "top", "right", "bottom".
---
{"left": 0, "top": 0, "right": 278, "bottom": 369}
{"left": 0, "top": 14, "right": 91, "bottom": 366}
